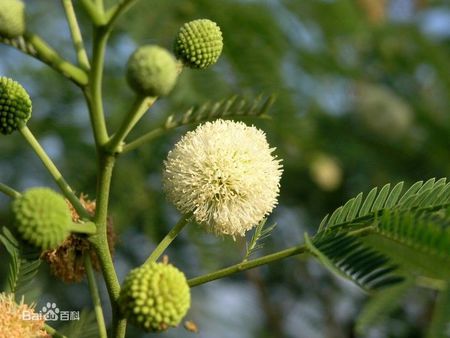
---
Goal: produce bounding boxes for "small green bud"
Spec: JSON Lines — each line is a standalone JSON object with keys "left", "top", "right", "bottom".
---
{"left": 174, "top": 19, "right": 223, "bottom": 69}
{"left": 0, "top": 0, "right": 26, "bottom": 38}
{"left": 12, "top": 188, "right": 71, "bottom": 250}
{"left": 126, "top": 45, "right": 178, "bottom": 97}
{"left": 0, "top": 77, "right": 32, "bottom": 135}
{"left": 119, "top": 262, "right": 191, "bottom": 332}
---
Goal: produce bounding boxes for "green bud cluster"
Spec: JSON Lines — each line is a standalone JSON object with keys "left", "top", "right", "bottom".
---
{"left": 0, "top": 77, "right": 32, "bottom": 135}
{"left": 174, "top": 19, "right": 223, "bottom": 69}
{"left": 12, "top": 188, "right": 71, "bottom": 250}
{"left": 119, "top": 262, "right": 191, "bottom": 332}
{"left": 126, "top": 45, "right": 178, "bottom": 97}
{"left": 0, "top": 0, "right": 26, "bottom": 38}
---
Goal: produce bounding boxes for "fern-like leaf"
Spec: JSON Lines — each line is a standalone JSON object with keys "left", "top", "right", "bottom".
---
{"left": 305, "top": 232, "right": 404, "bottom": 291}
{"left": 0, "top": 227, "right": 41, "bottom": 296}
{"left": 362, "top": 209, "right": 450, "bottom": 280}
{"left": 163, "top": 94, "right": 275, "bottom": 130}
{"left": 243, "top": 218, "right": 277, "bottom": 261}
{"left": 319, "top": 178, "right": 450, "bottom": 233}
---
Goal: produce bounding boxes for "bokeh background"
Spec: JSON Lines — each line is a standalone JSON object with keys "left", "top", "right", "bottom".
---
{"left": 1, "top": 0, "right": 449, "bottom": 337}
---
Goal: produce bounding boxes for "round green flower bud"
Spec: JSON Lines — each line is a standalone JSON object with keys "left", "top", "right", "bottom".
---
{"left": 0, "top": 77, "right": 32, "bottom": 135}
{"left": 12, "top": 188, "right": 71, "bottom": 250}
{"left": 174, "top": 19, "right": 223, "bottom": 69}
{"left": 119, "top": 262, "right": 191, "bottom": 332}
{"left": 0, "top": 0, "right": 26, "bottom": 38}
{"left": 126, "top": 45, "right": 178, "bottom": 97}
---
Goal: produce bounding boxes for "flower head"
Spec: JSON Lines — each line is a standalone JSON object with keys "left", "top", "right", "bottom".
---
{"left": 12, "top": 187, "right": 71, "bottom": 250}
{"left": 0, "top": 0, "right": 26, "bottom": 38}
{"left": 119, "top": 262, "right": 191, "bottom": 332}
{"left": 0, "top": 293, "right": 48, "bottom": 338}
{"left": 126, "top": 45, "right": 178, "bottom": 97}
{"left": 0, "top": 77, "right": 32, "bottom": 135}
{"left": 41, "top": 194, "right": 117, "bottom": 283}
{"left": 174, "top": 19, "right": 223, "bottom": 69}
{"left": 163, "top": 119, "right": 282, "bottom": 237}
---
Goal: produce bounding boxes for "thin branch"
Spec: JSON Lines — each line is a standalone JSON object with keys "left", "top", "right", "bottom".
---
{"left": 0, "top": 34, "right": 88, "bottom": 87}
{"left": 18, "top": 125, "right": 90, "bottom": 219}
{"left": 188, "top": 245, "right": 307, "bottom": 287}
{"left": 84, "top": 255, "right": 108, "bottom": 338}
{"left": 106, "top": 0, "right": 140, "bottom": 30}
{"left": 61, "top": 0, "right": 91, "bottom": 70}
{"left": 0, "top": 183, "right": 21, "bottom": 199}
{"left": 145, "top": 216, "right": 189, "bottom": 264}
{"left": 106, "top": 95, "right": 156, "bottom": 154}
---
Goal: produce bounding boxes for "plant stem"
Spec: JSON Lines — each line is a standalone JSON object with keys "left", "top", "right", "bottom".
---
{"left": 122, "top": 128, "right": 166, "bottom": 153}
{"left": 95, "top": 0, "right": 104, "bottom": 13}
{"left": 61, "top": 0, "right": 91, "bottom": 70}
{"left": 0, "top": 183, "right": 21, "bottom": 199}
{"left": 84, "top": 254, "right": 108, "bottom": 338}
{"left": 23, "top": 33, "right": 88, "bottom": 87}
{"left": 68, "top": 221, "right": 97, "bottom": 235}
{"left": 87, "top": 28, "right": 109, "bottom": 146}
{"left": 106, "top": 0, "right": 140, "bottom": 29}
{"left": 188, "top": 245, "right": 307, "bottom": 287}
{"left": 44, "top": 324, "right": 67, "bottom": 338}
{"left": 145, "top": 216, "right": 189, "bottom": 264}
{"left": 89, "top": 154, "right": 126, "bottom": 338}
{"left": 79, "top": 0, "right": 106, "bottom": 26}
{"left": 106, "top": 95, "right": 156, "bottom": 153}
{"left": 18, "top": 125, "right": 89, "bottom": 219}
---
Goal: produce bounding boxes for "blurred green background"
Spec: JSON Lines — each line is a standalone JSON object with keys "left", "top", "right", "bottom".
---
{"left": 1, "top": 0, "right": 449, "bottom": 337}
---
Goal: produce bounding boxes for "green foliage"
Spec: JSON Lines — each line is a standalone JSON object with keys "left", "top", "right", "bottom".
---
{"left": 163, "top": 94, "right": 275, "bottom": 130}
{"left": 311, "top": 179, "right": 450, "bottom": 285}
{"left": 318, "top": 178, "right": 450, "bottom": 233}
{"left": 310, "top": 179, "right": 450, "bottom": 334}
{"left": 305, "top": 232, "right": 404, "bottom": 291}
{"left": 243, "top": 218, "right": 277, "bottom": 262}
{"left": 0, "top": 226, "right": 41, "bottom": 296}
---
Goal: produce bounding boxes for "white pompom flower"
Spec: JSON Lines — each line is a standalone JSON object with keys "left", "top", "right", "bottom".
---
{"left": 163, "top": 119, "right": 283, "bottom": 237}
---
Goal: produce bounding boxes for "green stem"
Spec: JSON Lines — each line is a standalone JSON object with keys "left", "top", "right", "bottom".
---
{"left": 122, "top": 128, "right": 166, "bottom": 153}
{"left": 68, "top": 221, "right": 97, "bottom": 235}
{"left": 87, "top": 28, "right": 110, "bottom": 146}
{"left": 0, "top": 183, "right": 21, "bottom": 199}
{"left": 106, "top": 0, "right": 140, "bottom": 29}
{"left": 61, "top": 0, "right": 91, "bottom": 70}
{"left": 19, "top": 125, "right": 90, "bottom": 219}
{"left": 106, "top": 95, "right": 156, "bottom": 153}
{"left": 94, "top": 0, "right": 105, "bottom": 13}
{"left": 145, "top": 216, "right": 189, "bottom": 264}
{"left": 84, "top": 255, "right": 108, "bottom": 338}
{"left": 188, "top": 245, "right": 307, "bottom": 287}
{"left": 79, "top": 0, "right": 106, "bottom": 26}
{"left": 44, "top": 324, "right": 67, "bottom": 338}
{"left": 23, "top": 33, "right": 88, "bottom": 87}
{"left": 89, "top": 154, "right": 126, "bottom": 338}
